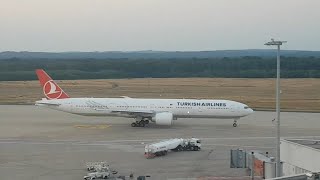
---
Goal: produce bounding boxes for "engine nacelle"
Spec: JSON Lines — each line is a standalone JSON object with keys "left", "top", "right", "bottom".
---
{"left": 153, "top": 112, "right": 173, "bottom": 126}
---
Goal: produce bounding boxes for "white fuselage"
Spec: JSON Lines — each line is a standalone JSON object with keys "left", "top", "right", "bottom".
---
{"left": 36, "top": 97, "right": 253, "bottom": 119}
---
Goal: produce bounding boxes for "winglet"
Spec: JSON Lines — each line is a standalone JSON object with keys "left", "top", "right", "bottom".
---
{"left": 35, "top": 69, "right": 70, "bottom": 99}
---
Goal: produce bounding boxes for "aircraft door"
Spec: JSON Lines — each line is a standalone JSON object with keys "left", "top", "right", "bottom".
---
{"left": 108, "top": 100, "right": 128, "bottom": 110}
{"left": 230, "top": 104, "right": 236, "bottom": 112}
{"left": 65, "top": 102, "right": 75, "bottom": 113}
{"left": 108, "top": 103, "right": 117, "bottom": 110}
{"left": 150, "top": 104, "right": 156, "bottom": 110}
{"left": 230, "top": 104, "right": 240, "bottom": 114}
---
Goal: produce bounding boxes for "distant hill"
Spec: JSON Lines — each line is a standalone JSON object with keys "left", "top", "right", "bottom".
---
{"left": 1, "top": 49, "right": 320, "bottom": 59}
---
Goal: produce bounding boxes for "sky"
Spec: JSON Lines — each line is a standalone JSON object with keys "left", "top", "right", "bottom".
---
{"left": 0, "top": 0, "right": 320, "bottom": 52}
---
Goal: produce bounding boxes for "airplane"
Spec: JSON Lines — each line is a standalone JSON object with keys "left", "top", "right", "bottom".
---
{"left": 35, "top": 69, "right": 253, "bottom": 127}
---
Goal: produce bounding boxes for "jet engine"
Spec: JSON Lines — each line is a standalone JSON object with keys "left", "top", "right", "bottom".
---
{"left": 153, "top": 112, "right": 173, "bottom": 126}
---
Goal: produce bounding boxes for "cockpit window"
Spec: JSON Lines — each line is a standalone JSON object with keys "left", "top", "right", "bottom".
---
{"left": 244, "top": 106, "right": 249, "bottom": 109}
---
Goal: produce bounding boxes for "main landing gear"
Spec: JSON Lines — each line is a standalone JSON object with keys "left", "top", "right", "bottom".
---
{"left": 131, "top": 119, "right": 150, "bottom": 128}
{"left": 233, "top": 119, "right": 239, "bottom": 127}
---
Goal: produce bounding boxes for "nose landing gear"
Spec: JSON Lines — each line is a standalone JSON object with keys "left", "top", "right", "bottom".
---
{"left": 233, "top": 119, "right": 239, "bottom": 127}
{"left": 233, "top": 122, "right": 237, "bottom": 127}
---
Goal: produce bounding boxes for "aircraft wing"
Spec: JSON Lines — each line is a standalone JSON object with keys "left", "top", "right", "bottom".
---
{"left": 94, "top": 108, "right": 155, "bottom": 116}
{"left": 87, "top": 100, "right": 156, "bottom": 116}
{"left": 111, "top": 109, "right": 155, "bottom": 115}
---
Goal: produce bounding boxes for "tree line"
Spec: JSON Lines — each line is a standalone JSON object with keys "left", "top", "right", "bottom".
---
{"left": 0, "top": 57, "right": 319, "bottom": 81}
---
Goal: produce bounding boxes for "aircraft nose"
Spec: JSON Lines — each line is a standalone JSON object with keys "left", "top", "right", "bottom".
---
{"left": 248, "top": 108, "right": 254, "bottom": 114}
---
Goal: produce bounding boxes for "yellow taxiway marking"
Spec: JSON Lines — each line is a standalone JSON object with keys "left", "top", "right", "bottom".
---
{"left": 74, "top": 124, "right": 111, "bottom": 129}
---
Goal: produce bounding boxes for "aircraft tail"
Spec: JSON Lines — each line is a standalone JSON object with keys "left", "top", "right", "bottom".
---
{"left": 35, "top": 69, "right": 70, "bottom": 99}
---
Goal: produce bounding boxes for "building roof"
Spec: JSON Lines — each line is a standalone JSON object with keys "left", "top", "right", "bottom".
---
{"left": 286, "top": 139, "right": 320, "bottom": 150}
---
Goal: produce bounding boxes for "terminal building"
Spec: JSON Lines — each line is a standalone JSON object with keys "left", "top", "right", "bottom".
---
{"left": 281, "top": 139, "right": 320, "bottom": 177}
{"left": 230, "top": 139, "right": 320, "bottom": 180}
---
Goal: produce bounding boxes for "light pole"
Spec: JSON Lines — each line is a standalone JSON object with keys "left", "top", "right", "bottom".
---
{"left": 264, "top": 39, "right": 286, "bottom": 177}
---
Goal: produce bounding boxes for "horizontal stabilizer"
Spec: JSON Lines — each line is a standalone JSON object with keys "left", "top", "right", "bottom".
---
{"left": 35, "top": 101, "right": 61, "bottom": 106}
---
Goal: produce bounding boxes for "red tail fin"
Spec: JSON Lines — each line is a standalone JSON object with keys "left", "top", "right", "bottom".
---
{"left": 35, "top": 69, "right": 70, "bottom": 99}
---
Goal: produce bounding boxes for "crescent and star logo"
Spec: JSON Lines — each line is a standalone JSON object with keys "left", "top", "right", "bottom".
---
{"left": 43, "top": 80, "right": 63, "bottom": 99}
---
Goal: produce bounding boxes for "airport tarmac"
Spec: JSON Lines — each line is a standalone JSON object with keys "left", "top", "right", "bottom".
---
{"left": 0, "top": 105, "right": 319, "bottom": 180}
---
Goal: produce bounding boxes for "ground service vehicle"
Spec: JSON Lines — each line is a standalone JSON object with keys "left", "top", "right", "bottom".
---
{"left": 84, "top": 171, "right": 110, "bottom": 180}
{"left": 83, "top": 162, "right": 117, "bottom": 180}
{"left": 144, "top": 138, "right": 201, "bottom": 158}
{"left": 86, "top": 161, "right": 109, "bottom": 171}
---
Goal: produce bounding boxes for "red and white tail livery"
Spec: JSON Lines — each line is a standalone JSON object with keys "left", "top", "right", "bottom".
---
{"left": 35, "top": 69, "right": 69, "bottom": 99}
